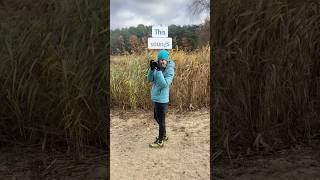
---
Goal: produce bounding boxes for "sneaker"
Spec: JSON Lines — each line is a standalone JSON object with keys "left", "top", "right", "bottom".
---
{"left": 155, "top": 136, "right": 169, "bottom": 142}
{"left": 149, "top": 139, "right": 164, "bottom": 148}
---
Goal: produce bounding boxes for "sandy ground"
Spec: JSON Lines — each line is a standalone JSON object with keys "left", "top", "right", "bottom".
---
{"left": 110, "top": 108, "right": 210, "bottom": 180}
{"left": 0, "top": 145, "right": 108, "bottom": 180}
{"left": 214, "top": 142, "right": 320, "bottom": 180}
{"left": 111, "top": 109, "right": 320, "bottom": 180}
{"left": 2, "top": 109, "right": 319, "bottom": 180}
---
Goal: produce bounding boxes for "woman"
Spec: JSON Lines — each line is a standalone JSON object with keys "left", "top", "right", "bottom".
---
{"left": 147, "top": 49, "right": 175, "bottom": 148}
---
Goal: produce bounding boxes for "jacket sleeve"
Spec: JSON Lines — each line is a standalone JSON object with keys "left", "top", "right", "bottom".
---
{"left": 155, "top": 61, "right": 175, "bottom": 88}
{"left": 147, "top": 68, "right": 154, "bottom": 82}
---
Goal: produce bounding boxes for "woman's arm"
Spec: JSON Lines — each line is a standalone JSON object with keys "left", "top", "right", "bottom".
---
{"left": 147, "top": 68, "right": 154, "bottom": 82}
{"left": 155, "top": 61, "right": 175, "bottom": 88}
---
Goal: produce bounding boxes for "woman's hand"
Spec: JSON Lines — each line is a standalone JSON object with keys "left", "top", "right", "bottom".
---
{"left": 150, "top": 60, "right": 155, "bottom": 71}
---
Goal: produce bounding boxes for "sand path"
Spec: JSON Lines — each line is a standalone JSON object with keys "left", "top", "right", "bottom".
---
{"left": 214, "top": 143, "right": 320, "bottom": 180}
{"left": 110, "top": 109, "right": 210, "bottom": 180}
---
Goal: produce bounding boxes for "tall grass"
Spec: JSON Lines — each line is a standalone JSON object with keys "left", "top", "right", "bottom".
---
{"left": 211, "top": 0, "right": 320, "bottom": 160}
{"left": 111, "top": 46, "right": 210, "bottom": 110}
{"left": 0, "top": 0, "right": 108, "bottom": 157}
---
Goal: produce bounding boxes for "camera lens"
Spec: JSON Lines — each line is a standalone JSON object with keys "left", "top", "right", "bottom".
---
{"left": 152, "top": 61, "right": 158, "bottom": 66}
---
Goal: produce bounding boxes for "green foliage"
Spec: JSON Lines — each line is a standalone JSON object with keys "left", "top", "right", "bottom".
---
{"left": 110, "top": 24, "right": 208, "bottom": 54}
{"left": 212, "top": 0, "right": 320, "bottom": 160}
{"left": 0, "top": 0, "right": 108, "bottom": 157}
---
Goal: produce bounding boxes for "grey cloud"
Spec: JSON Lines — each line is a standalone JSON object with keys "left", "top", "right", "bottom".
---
{"left": 111, "top": 0, "right": 208, "bottom": 29}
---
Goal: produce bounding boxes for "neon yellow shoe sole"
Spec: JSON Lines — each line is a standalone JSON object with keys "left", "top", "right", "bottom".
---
{"left": 149, "top": 141, "right": 164, "bottom": 148}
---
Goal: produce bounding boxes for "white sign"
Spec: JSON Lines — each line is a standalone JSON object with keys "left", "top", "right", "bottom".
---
{"left": 152, "top": 26, "right": 168, "bottom": 38}
{"left": 148, "top": 37, "right": 172, "bottom": 49}
{"left": 148, "top": 26, "right": 171, "bottom": 49}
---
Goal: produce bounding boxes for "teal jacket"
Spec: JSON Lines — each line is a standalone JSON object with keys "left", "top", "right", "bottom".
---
{"left": 147, "top": 50, "right": 175, "bottom": 103}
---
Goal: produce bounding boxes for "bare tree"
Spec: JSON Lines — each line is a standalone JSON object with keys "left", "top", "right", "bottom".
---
{"left": 189, "top": 0, "right": 210, "bottom": 47}
{"left": 190, "top": 0, "right": 210, "bottom": 16}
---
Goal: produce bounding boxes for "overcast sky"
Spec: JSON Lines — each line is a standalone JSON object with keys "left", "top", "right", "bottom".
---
{"left": 110, "top": 0, "right": 208, "bottom": 29}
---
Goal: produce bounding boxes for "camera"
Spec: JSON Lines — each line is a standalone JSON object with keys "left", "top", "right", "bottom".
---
{"left": 150, "top": 59, "right": 162, "bottom": 70}
{"left": 151, "top": 60, "right": 158, "bottom": 67}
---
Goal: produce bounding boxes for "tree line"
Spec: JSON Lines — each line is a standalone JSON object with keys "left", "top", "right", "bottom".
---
{"left": 110, "top": 22, "right": 209, "bottom": 55}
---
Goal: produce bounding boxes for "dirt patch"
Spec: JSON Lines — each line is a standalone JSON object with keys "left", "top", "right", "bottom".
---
{"left": 110, "top": 109, "right": 210, "bottom": 180}
{"left": 111, "top": 108, "right": 320, "bottom": 180}
{"left": 213, "top": 142, "right": 320, "bottom": 180}
{"left": 0, "top": 145, "right": 107, "bottom": 180}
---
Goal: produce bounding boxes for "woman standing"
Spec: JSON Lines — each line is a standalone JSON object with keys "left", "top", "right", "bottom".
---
{"left": 147, "top": 49, "right": 175, "bottom": 148}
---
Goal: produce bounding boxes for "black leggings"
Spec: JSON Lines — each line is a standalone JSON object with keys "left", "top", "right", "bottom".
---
{"left": 153, "top": 102, "right": 168, "bottom": 141}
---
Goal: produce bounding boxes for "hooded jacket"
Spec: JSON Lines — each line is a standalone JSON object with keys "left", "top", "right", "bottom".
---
{"left": 147, "top": 50, "right": 175, "bottom": 103}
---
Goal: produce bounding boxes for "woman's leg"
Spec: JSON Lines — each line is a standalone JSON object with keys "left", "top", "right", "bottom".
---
{"left": 153, "top": 104, "right": 159, "bottom": 124}
{"left": 155, "top": 102, "right": 168, "bottom": 141}
{"left": 163, "top": 104, "right": 168, "bottom": 137}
